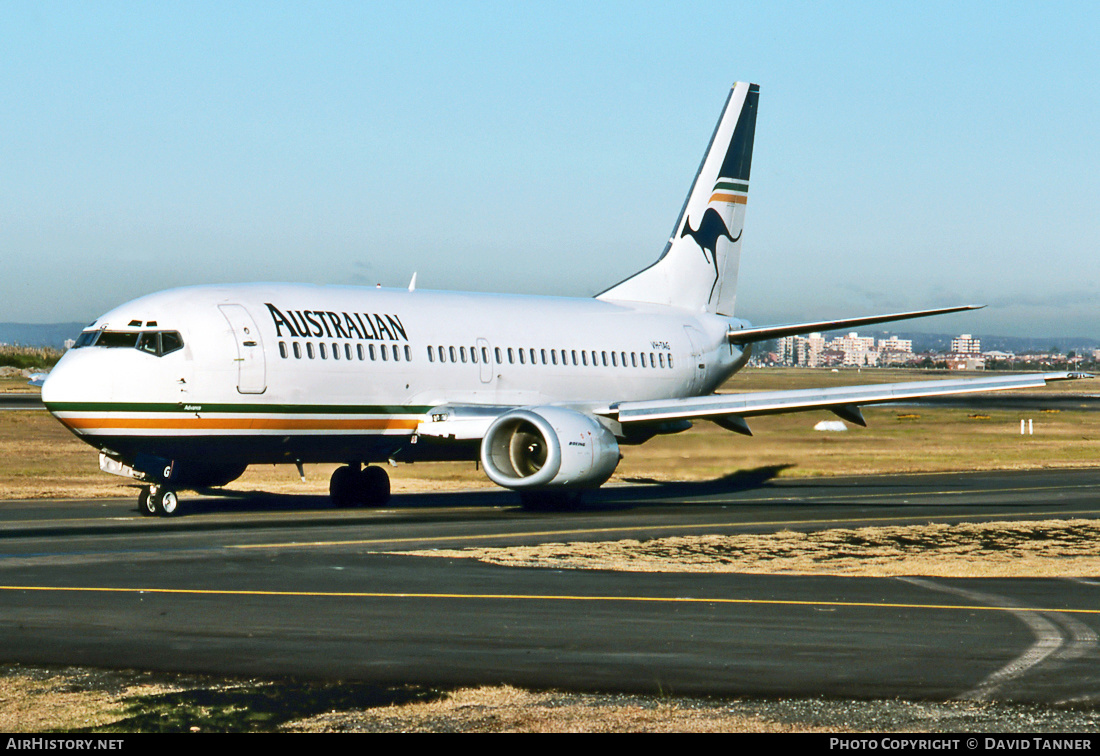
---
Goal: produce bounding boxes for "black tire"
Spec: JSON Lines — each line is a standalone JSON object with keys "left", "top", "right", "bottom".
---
{"left": 329, "top": 465, "right": 358, "bottom": 507}
{"left": 360, "top": 465, "right": 391, "bottom": 506}
{"left": 155, "top": 489, "right": 182, "bottom": 517}
{"left": 138, "top": 488, "right": 157, "bottom": 517}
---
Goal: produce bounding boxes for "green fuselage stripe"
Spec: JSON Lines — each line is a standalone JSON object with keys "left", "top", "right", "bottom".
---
{"left": 44, "top": 402, "right": 433, "bottom": 415}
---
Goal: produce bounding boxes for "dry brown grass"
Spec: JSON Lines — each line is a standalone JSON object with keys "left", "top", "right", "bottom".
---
{"left": 403, "top": 519, "right": 1100, "bottom": 578}
{"left": 0, "top": 667, "right": 819, "bottom": 733}
{"left": 0, "top": 669, "right": 187, "bottom": 732}
{"left": 283, "top": 684, "right": 815, "bottom": 733}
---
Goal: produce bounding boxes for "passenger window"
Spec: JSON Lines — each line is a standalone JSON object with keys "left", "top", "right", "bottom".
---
{"left": 404, "top": 345, "right": 412, "bottom": 362}
{"left": 293, "top": 342, "right": 302, "bottom": 359}
{"left": 393, "top": 344, "right": 400, "bottom": 361}
{"left": 346, "top": 344, "right": 353, "bottom": 361}
{"left": 460, "top": 346, "right": 468, "bottom": 363}
{"left": 279, "top": 342, "right": 288, "bottom": 359}
{"left": 369, "top": 344, "right": 377, "bottom": 361}
{"left": 320, "top": 343, "right": 328, "bottom": 359}
{"left": 495, "top": 347, "right": 502, "bottom": 364}
{"left": 307, "top": 343, "right": 315, "bottom": 359}
{"left": 332, "top": 343, "right": 340, "bottom": 360}
{"left": 428, "top": 346, "right": 435, "bottom": 362}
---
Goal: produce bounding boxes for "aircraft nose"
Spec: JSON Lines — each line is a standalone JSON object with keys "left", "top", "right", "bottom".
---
{"left": 41, "top": 350, "right": 114, "bottom": 419}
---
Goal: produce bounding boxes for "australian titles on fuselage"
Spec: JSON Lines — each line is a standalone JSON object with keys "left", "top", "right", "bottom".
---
{"left": 264, "top": 304, "right": 408, "bottom": 344}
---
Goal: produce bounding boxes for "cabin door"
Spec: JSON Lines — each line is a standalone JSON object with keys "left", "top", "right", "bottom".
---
{"left": 476, "top": 338, "right": 494, "bottom": 384}
{"left": 218, "top": 304, "right": 267, "bottom": 394}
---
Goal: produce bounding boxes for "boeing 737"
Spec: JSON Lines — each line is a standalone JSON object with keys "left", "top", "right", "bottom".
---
{"left": 42, "top": 82, "right": 1083, "bottom": 516}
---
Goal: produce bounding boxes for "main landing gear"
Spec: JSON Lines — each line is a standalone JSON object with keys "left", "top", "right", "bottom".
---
{"left": 138, "top": 485, "right": 181, "bottom": 517}
{"left": 329, "top": 464, "right": 391, "bottom": 507}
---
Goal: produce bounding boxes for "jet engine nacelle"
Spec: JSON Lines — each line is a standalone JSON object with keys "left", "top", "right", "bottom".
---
{"left": 480, "top": 407, "right": 621, "bottom": 489}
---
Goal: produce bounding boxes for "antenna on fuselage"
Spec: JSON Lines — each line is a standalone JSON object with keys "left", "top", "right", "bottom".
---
{"left": 408, "top": 272, "right": 418, "bottom": 292}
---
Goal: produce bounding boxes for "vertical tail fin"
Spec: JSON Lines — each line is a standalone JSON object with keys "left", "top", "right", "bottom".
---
{"left": 597, "top": 82, "right": 759, "bottom": 315}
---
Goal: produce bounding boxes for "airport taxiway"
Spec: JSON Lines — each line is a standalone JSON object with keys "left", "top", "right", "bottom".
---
{"left": 1, "top": 468, "right": 1099, "bottom": 704}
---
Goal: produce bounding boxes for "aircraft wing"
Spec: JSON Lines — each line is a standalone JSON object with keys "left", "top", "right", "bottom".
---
{"left": 602, "top": 372, "right": 1089, "bottom": 430}
{"left": 727, "top": 305, "right": 983, "bottom": 345}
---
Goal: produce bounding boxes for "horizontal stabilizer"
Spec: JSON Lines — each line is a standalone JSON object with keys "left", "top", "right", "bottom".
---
{"left": 727, "top": 305, "right": 984, "bottom": 345}
{"left": 605, "top": 372, "right": 1089, "bottom": 425}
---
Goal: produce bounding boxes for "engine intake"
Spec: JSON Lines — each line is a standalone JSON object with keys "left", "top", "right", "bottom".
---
{"left": 480, "top": 407, "right": 620, "bottom": 490}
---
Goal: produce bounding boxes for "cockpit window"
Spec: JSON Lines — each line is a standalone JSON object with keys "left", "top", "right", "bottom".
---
{"left": 97, "top": 331, "right": 140, "bottom": 348}
{"left": 73, "top": 330, "right": 100, "bottom": 348}
{"left": 73, "top": 329, "right": 184, "bottom": 357}
{"left": 160, "top": 331, "right": 183, "bottom": 355}
{"left": 136, "top": 332, "right": 159, "bottom": 355}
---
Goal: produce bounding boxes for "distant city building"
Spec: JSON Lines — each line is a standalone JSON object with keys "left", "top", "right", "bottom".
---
{"left": 878, "top": 335, "right": 914, "bottom": 365}
{"left": 878, "top": 335, "right": 913, "bottom": 353}
{"left": 951, "top": 334, "right": 981, "bottom": 354}
{"left": 947, "top": 356, "right": 986, "bottom": 370}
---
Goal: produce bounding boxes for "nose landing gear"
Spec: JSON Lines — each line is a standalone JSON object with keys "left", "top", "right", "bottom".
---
{"left": 138, "top": 485, "right": 181, "bottom": 517}
{"left": 329, "top": 464, "right": 391, "bottom": 507}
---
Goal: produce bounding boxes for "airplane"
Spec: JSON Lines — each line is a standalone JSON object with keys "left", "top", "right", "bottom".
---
{"left": 41, "top": 81, "right": 1085, "bottom": 516}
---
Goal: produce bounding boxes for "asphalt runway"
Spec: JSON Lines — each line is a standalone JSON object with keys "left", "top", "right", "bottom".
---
{"left": 0, "top": 394, "right": 43, "bottom": 410}
{"left": 2, "top": 468, "right": 1100, "bottom": 704}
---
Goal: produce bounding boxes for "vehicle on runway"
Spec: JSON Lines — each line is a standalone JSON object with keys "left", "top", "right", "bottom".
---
{"left": 41, "top": 82, "right": 1083, "bottom": 516}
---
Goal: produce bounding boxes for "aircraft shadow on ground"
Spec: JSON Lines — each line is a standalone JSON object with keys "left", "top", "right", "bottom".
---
{"left": 175, "top": 463, "right": 798, "bottom": 517}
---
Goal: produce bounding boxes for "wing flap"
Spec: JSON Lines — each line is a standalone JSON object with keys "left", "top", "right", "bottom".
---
{"left": 606, "top": 372, "right": 1088, "bottom": 424}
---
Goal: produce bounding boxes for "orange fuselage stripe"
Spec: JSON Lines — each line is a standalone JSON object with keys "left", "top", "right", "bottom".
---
{"left": 61, "top": 417, "right": 420, "bottom": 431}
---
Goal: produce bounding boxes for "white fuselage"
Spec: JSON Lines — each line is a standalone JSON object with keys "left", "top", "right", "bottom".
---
{"left": 43, "top": 283, "right": 749, "bottom": 471}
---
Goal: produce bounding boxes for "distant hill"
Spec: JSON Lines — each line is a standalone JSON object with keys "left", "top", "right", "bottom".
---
{"left": 0, "top": 323, "right": 87, "bottom": 349}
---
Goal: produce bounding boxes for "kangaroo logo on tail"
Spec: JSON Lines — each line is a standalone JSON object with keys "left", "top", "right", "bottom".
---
{"left": 681, "top": 207, "right": 743, "bottom": 302}
{"left": 595, "top": 82, "right": 759, "bottom": 315}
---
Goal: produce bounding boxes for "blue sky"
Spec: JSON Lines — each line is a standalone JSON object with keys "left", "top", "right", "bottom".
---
{"left": 3, "top": 2, "right": 1097, "bottom": 337}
